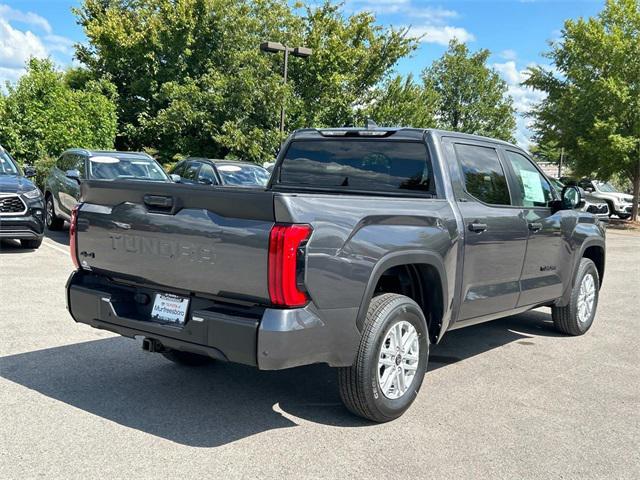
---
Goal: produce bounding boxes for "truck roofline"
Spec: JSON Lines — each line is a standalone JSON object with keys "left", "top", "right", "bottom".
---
{"left": 290, "top": 127, "right": 521, "bottom": 150}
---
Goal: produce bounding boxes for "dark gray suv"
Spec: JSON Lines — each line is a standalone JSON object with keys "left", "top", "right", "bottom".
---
{"left": 0, "top": 145, "right": 45, "bottom": 248}
{"left": 44, "top": 149, "right": 169, "bottom": 230}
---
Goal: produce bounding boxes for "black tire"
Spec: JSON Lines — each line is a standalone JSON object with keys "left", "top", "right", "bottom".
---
{"left": 552, "top": 258, "right": 600, "bottom": 336}
{"left": 338, "top": 293, "right": 429, "bottom": 422}
{"left": 20, "top": 238, "right": 43, "bottom": 249}
{"left": 618, "top": 213, "right": 631, "bottom": 220}
{"left": 606, "top": 201, "right": 615, "bottom": 218}
{"left": 161, "top": 349, "right": 212, "bottom": 366}
{"left": 45, "top": 194, "right": 64, "bottom": 231}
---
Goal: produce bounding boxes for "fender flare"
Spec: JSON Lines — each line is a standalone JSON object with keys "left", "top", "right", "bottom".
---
{"left": 557, "top": 236, "right": 606, "bottom": 307}
{"left": 355, "top": 250, "right": 448, "bottom": 339}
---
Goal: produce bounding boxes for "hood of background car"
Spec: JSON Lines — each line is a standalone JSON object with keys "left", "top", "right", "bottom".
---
{"left": 620, "top": 193, "right": 634, "bottom": 202}
{"left": 0, "top": 175, "right": 37, "bottom": 194}
{"left": 591, "top": 191, "right": 633, "bottom": 203}
{"left": 583, "top": 192, "right": 604, "bottom": 205}
{"left": 605, "top": 192, "right": 633, "bottom": 203}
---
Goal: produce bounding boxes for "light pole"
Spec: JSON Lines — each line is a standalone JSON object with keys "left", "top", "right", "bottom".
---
{"left": 260, "top": 41, "right": 312, "bottom": 136}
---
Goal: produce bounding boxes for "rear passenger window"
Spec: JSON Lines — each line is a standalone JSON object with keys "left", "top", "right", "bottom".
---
{"left": 57, "top": 154, "right": 74, "bottom": 171}
{"left": 182, "top": 162, "right": 201, "bottom": 181}
{"left": 172, "top": 162, "right": 186, "bottom": 177}
{"left": 455, "top": 144, "right": 511, "bottom": 206}
{"left": 198, "top": 164, "right": 218, "bottom": 184}
{"left": 277, "top": 140, "right": 434, "bottom": 194}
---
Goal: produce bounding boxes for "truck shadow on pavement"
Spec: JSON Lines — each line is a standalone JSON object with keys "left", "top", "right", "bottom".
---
{"left": 1, "top": 310, "right": 560, "bottom": 447}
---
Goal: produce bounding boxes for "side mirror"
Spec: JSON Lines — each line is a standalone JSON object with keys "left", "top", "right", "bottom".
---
{"left": 198, "top": 178, "right": 213, "bottom": 186}
{"left": 23, "top": 165, "right": 36, "bottom": 178}
{"left": 585, "top": 187, "right": 594, "bottom": 193}
{"left": 561, "top": 185, "right": 584, "bottom": 210}
{"left": 65, "top": 169, "right": 81, "bottom": 182}
{"left": 170, "top": 174, "right": 181, "bottom": 183}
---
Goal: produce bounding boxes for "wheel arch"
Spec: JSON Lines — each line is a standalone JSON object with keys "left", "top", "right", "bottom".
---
{"left": 582, "top": 243, "right": 605, "bottom": 286}
{"left": 356, "top": 250, "right": 448, "bottom": 344}
{"left": 556, "top": 237, "right": 605, "bottom": 307}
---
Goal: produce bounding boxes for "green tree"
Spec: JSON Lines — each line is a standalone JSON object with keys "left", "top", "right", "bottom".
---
{"left": 422, "top": 40, "right": 516, "bottom": 141}
{"left": 358, "top": 74, "right": 438, "bottom": 128}
{"left": 525, "top": 0, "right": 640, "bottom": 221}
{"left": 74, "top": 0, "right": 417, "bottom": 163}
{"left": 0, "top": 58, "right": 118, "bottom": 186}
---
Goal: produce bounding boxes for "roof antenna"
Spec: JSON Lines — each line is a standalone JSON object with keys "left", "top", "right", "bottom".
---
{"left": 365, "top": 119, "right": 378, "bottom": 130}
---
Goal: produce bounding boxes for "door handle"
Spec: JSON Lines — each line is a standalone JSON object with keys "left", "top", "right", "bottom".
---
{"left": 143, "top": 194, "right": 173, "bottom": 208}
{"left": 468, "top": 222, "right": 488, "bottom": 233}
{"left": 528, "top": 222, "right": 543, "bottom": 232}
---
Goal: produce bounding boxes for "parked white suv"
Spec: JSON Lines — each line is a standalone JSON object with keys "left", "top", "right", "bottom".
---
{"left": 577, "top": 179, "right": 633, "bottom": 220}
{"left": 550, "top": 178, "right": 609, "bottom": 221}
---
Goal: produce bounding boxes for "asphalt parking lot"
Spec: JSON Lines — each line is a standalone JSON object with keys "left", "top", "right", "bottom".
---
{"left": 1, "top": 228, "right": 639, "bottom": 479}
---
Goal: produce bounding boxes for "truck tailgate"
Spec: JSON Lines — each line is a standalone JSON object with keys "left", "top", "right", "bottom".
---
{"left": 77, "top": 180, "right": 275, "bottom": 303}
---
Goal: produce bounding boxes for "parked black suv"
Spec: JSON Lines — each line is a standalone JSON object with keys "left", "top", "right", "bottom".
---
{"left": 0, "top": 145, "right": 45, "bottom": 249}
{"left": 44, "top": 149, "right": 169, "bottom": 230}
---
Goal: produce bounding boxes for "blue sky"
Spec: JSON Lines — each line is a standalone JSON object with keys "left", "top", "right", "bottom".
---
{"left": 0, "top": 0, "right": 604, "bottom": 146}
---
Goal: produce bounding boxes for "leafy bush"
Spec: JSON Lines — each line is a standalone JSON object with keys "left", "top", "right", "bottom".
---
{"left": 0, "top": 58, "right": 118, "bottom": 181}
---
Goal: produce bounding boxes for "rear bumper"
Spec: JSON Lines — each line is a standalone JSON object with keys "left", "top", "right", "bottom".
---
{"left": 66, "top": 271, "right": 360, "bottom": 370}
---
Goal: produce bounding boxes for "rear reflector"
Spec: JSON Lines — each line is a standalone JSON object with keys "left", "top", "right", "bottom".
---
{"left": 70, "top": 204, "right": 80, "bottom": 269}
{"left": 268, "top": 224, "right": 312, "bottom": 307}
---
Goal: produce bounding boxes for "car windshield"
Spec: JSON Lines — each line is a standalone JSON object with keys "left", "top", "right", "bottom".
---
{"left": 217, "top": 163, "right": 270, "bottom": 187}
{"left": 594, "top": 181, "right": 618, "bottom": 193}
{"left": 0, "top": 149, "right": 19, "bottom": 175}
{"left": 88, "top": 155, "right": 168, "bottom": 181}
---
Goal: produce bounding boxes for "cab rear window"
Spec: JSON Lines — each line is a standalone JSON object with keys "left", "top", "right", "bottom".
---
{"left": 276, "top": 140, "right": 434, "bottom": 194}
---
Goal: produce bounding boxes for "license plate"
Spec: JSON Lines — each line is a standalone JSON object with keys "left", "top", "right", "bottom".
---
{"left": 151, "top": 293, "right": 189, "bottom": 325}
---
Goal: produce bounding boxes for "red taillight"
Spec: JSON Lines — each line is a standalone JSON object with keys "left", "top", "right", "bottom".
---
{"left": 268, "top": 224, "right": 312, "bottom": 307}
{"left": 70, "top": 204, "right": 80, "bottom": 269}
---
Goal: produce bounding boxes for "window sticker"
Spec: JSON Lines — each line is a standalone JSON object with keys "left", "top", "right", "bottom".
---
{"left": 520, "top": 169, "right": 545, "bottom": 203}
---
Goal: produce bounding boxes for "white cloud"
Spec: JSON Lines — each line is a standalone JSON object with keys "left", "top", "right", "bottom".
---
{"left": 347, "top": 0, "right": 411, "bottom": 15}
{"left": 409, "top": 25, "right": 476, "bottom": 45}
{"left": 409, "top": 7, "right": 459, "bottom": 22}
{"left": 499, "top": 49, "right": 517, "bottom": 61}
{"left": 0, "top": 65, "right": 25, "bottom": 85}
{"left": 0, "top": 5, "right": 75, "bottom": 87}
{"left": 0, "top": 4, "right": 51, "bottom": 33}
{"left": 492, "top": 60, "right": 547, "bottom": 148}
{"left": 0, "top": 18, "right": 47, "bottom": 69}
{"left": 348, "top": 1, "right": 475, "bottom": 46}
{"left": 45, "top": 34, "right": 75, "bottom": 55}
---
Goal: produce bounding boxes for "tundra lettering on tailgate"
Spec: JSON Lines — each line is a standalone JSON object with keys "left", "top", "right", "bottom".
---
{"left": 109, "top": 233, "right": 217, "bottom": 264}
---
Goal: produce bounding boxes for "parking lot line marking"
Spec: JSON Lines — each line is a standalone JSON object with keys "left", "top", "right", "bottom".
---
{"left": 42, "top": 239, "right": 69, "bottom": 255}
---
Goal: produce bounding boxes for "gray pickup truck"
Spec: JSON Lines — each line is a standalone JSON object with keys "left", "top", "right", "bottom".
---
{"left": 66, "top": 127, "right": 606, "bottom": 422}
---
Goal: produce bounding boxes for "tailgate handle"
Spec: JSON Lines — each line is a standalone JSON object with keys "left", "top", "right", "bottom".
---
{"left": 143, "top": 194, "right": 173, "bottom": 209}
